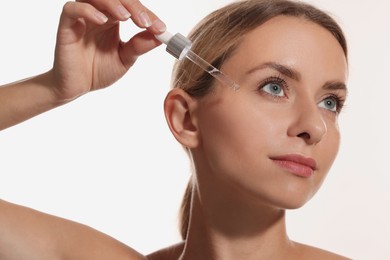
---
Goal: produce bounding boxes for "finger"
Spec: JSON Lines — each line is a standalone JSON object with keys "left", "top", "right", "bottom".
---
{"left": 61, "top": 1, "right": 108, "bottom": 28}
{"left": 77, "top": 0, "right": 131, "bottom": 22}
{"left": 121, "top": 0, "right": 166, "bottom": 34}
{"left": 78, "top": 0, "right": 166, "bottom": 33}
{"left": 119, "top": 30, "right": 162, "bottom": 69}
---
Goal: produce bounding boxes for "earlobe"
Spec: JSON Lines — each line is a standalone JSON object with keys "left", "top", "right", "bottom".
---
{"left": 164, "top": 88, "right": 200, "bottom": 148}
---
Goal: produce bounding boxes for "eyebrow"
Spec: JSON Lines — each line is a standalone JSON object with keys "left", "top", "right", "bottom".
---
{"left": 323, "top": 81, "right": 348, "bottom": 95}
{"left": 247, "top": 61, "right": 348, "bottom": 92}
{"left": 247, "top": 62, "right": 301, "bottom": 81}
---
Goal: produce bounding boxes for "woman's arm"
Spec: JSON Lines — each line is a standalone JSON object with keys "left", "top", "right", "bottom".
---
{"left": 0, "top": 0, "right": 165, "bottom": 131}
{"left": 1, "top": 0, "right": 166, "bottom": 258}
{"left": 0, "top": 72, "right": 62, "bottom": 131}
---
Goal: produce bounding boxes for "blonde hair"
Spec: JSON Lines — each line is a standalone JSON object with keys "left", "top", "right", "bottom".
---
{"left": 172, "top": 0, "right": 348, "bottom": 240}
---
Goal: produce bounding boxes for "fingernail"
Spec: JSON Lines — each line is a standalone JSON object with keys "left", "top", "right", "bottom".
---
{"left": 117, "top": 5, "right": 131, "bottom": 19}
{"left": 139, "top": 12, "right": 152, "bottom": 27}
{"left": 152, "top": 19, "right": 166, "bottom": 33}
{"left": 94, "top": 11, "right": 108, "bottom": 23}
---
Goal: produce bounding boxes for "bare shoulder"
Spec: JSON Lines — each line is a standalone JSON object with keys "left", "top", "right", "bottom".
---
{"left": 0, "top": 199, "right": 146, "bottom": 260}
{"left": 147, "top": 242, "right": 184, "bottom": 260}
{"left": 294, "top": 242, "right": 351, "bottom": 260}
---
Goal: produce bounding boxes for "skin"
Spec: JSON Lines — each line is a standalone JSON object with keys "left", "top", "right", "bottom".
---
{"left": 162, "top": 16, "right": 348, "bottom": 259}
{"left": 0, "top": 0, "right": 163, "bottom": 259}
{"left": 0, "top": 0, "right": 165, "bottom": 130}
{"left": 0, "top": 1, "right": 350, "bottom": 259}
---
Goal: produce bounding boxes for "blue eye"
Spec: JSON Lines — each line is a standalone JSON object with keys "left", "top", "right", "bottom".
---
{"left": 261, "top": 82, "right": 285, "bottom": 97}
{"left": 318, "top": 96, "right": 338, "bottom": 112}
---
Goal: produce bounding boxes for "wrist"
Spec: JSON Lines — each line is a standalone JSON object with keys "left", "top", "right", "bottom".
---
{"left": 44, "top": 69, "right": 77, "bottom": 106}
{"left": 47, "top": 68, "right": 90, "bottom": 105}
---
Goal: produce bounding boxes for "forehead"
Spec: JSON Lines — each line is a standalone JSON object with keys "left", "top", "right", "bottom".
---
{"left": 225, "top": 16, "right": 348, "bottom": 83}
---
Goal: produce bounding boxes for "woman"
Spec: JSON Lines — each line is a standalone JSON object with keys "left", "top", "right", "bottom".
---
{"left": 0, "top": 0, "right": 349, "bottom": 259}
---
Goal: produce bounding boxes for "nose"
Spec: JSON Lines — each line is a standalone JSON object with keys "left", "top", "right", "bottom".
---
{"left": 287, "top": 103, "right": 327, "bottom": 145}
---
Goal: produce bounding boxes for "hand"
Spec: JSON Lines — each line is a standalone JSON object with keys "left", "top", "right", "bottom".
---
{"left": 50, "top": 0, "right": 166, "bottom": 102}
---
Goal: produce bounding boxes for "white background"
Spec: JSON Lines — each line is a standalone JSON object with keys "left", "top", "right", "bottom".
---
{"left": 0, "top": 0, "right": 389, "bottom": 259}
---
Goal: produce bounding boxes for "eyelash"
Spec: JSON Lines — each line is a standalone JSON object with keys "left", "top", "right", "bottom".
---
{"left": 257, "top": 76, "right": 346, "bottom": 113}
{"left": 257, "top": 75, "right": 289, "bottom": 100}
{"left": 323, "top": 94, "right": 346, "bottom": 114}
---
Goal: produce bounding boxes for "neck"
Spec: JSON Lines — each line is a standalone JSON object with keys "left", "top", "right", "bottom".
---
{"left": 179, "top": 179, "right": 294, "bottom": 260}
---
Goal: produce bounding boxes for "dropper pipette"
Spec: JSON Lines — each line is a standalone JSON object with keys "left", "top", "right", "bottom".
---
{"left": 155, "top": 31, "right": 240, "bottom": 91}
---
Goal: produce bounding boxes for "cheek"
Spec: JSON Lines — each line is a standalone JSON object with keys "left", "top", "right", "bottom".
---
{"left": 197, "top": 96, "right": 288, "bottom": 172}
{"left": 318, "top": 121, "right": 340, "bottom": 173}
{"left": 307, "top": 119, "right": 340, "bottom": 200}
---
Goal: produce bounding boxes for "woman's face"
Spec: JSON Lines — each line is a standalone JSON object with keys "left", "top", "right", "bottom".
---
{"left": 193, "top": 16, "right": 348, "bottom": 209}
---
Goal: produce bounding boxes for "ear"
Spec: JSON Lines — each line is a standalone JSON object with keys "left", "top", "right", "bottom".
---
{"left": 164, "top": 88, "right": 200, "bottom": 148}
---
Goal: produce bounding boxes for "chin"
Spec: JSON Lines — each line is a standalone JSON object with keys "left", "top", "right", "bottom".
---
{"left": 271, "top": 190, "right": 317, "bottom": 210}
{"left": 244, "top": 183, "right": 318, "bottom": 210}
{"left": 279, "top": 200, "right": 309, "bottom": 210}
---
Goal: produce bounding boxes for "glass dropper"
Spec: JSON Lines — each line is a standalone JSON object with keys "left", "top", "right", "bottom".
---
{"left": 155, "top": 31, "right": 239, "bottom": 91}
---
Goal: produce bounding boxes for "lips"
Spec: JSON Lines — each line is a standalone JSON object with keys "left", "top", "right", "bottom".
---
{"left": 270, "top": 154, "right": 317, "bottom": 178}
